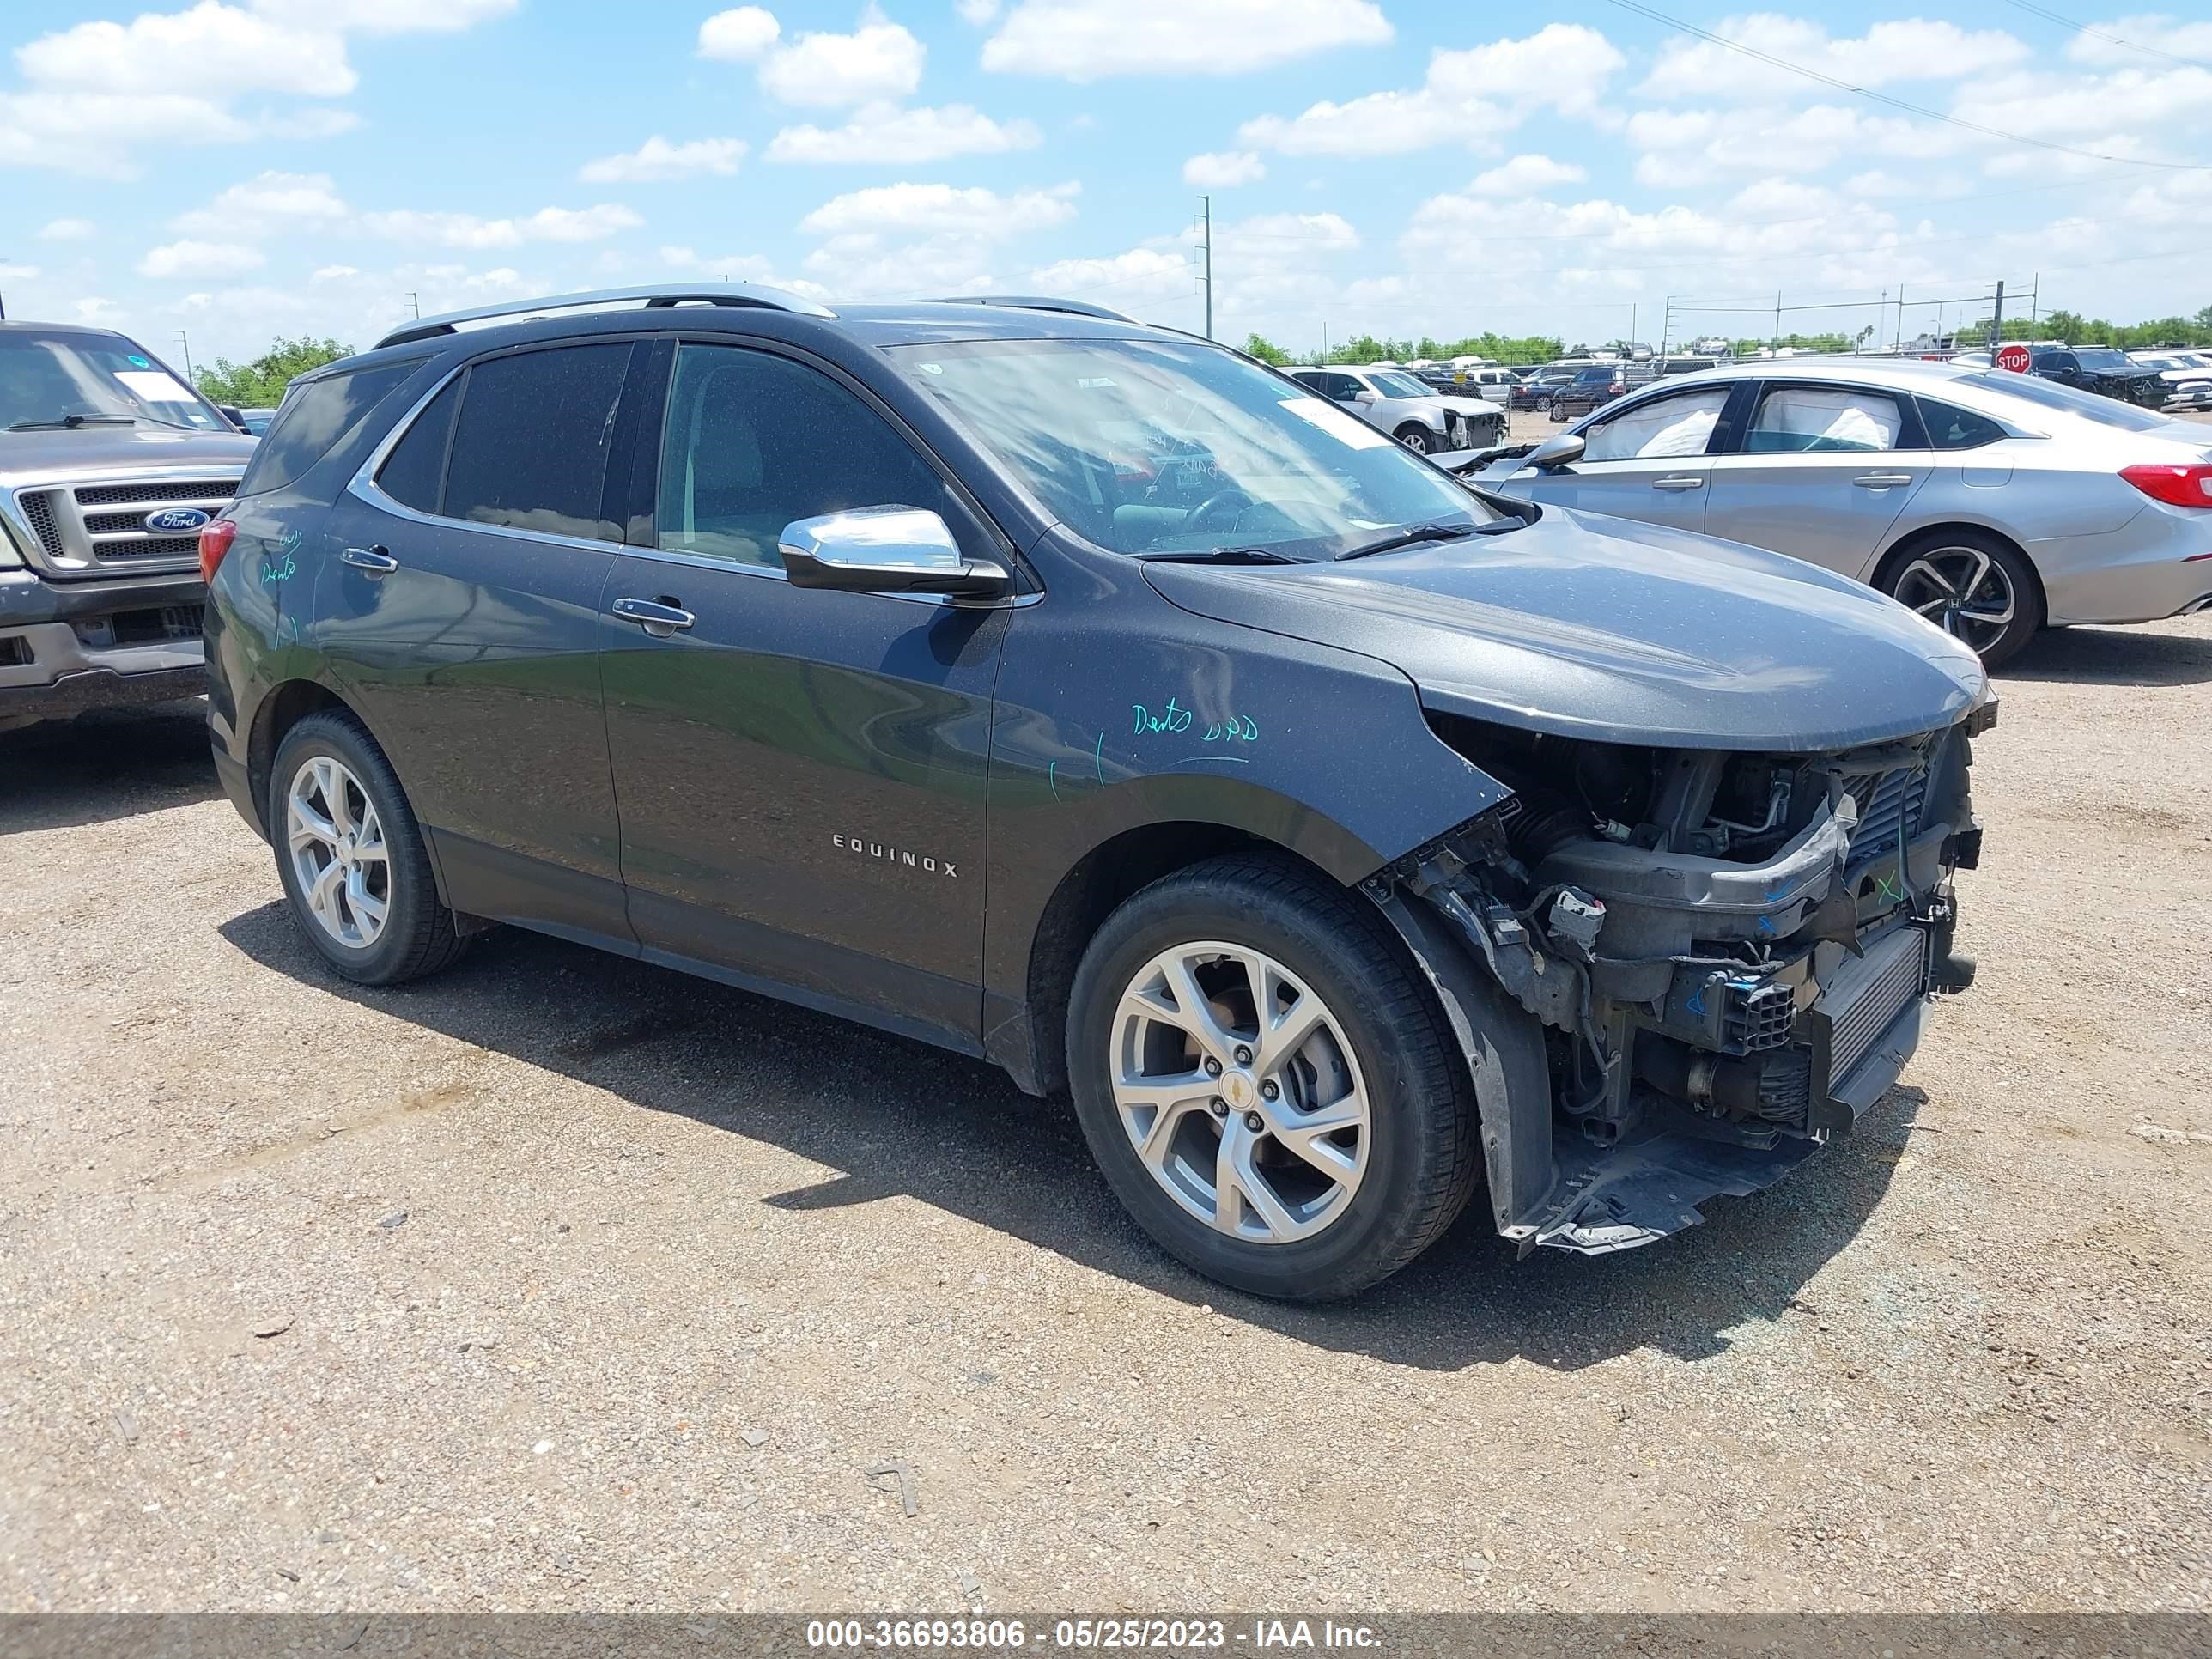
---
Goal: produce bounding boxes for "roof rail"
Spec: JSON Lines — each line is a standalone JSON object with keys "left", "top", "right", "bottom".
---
{"left": 917, "top": 295, "right": 1139, "bottom": 325}
{"left": 374, "top": 283, "right": 836, "bottom": 349}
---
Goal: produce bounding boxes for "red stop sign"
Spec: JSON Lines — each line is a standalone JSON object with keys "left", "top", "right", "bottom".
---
{"left": 1995, "top": 343, "right": 2032, "bottom": 374}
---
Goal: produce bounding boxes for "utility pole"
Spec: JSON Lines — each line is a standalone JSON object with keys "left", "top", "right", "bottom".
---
{"left": 1771, "top": 289, "right": 1783, "bottom": 353}
{"left": 1629, "top": 302, "right": 1638, "bottom": 352}
{"left": 1195, "top": 194, "right": 1213, "bottom": 340}
{"left": 1896, "top": 284, "right": 1905, "bottom": 353}
{"left": 2030, "top": 272, "right": 2040, "bottom": 332}
{"left": 1659, "top": 295, "right": 1672, "bottom": 362}
{"left": 1987, "top": 279, "right": 2006, "bottom": 351}
{"left": 173, "top": 330, "right": 194, "bottom": 383}
{"left": 406, "top": 291, "right": 421, "bottom": 319}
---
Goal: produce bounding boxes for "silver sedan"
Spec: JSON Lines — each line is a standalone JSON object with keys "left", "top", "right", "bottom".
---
{"left": 1476, "top": 357, "right": 2212, "bottom": 666}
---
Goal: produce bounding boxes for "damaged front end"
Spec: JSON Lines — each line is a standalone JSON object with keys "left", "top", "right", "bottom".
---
{"left": 1367, "top": 702, "right": 1994, "bottom": 1255}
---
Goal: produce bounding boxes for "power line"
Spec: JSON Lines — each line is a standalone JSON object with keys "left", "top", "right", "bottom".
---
{"left": 1600, "top": 0, "right": 2212, "bottom": 170}
{"left": 1997, "top": 0, "right": 2212, "bottom": 72}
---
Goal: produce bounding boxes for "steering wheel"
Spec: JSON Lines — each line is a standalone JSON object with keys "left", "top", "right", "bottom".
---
{"left": 1185, "top": 488, "right": 1253, "bottom": 532}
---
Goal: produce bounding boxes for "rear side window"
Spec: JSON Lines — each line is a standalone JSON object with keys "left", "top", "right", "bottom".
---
{"left": 236, "top": 359, "right": 423, "bottom": 496}
{"left": 1918, "top": 399, "right": 2008, "bottom": 452}
{"left": 1743, "top": 384, "right": 1903, "bottom": 453}
{"left": 375, "top": 377, "right": 461, "bottom": 512}
{"left": 441, "top": 343, "right": 631, "bottom": 541}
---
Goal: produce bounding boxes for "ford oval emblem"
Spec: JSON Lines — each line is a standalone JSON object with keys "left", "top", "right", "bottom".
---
{"left": 145, "top": 507, "right": 211, "bottom": 533}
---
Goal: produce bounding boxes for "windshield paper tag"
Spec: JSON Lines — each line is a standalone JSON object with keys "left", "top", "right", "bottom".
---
{"left": 116, "top": 369, "right": 191, "bottom": 404}
{"left": 1278, "top": 398, "right": 1390, "bottom": 450}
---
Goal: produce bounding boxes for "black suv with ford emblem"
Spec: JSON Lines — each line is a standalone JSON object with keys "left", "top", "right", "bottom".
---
{"left": 202, "top": 286, "right": 1992, "bottom": 1299}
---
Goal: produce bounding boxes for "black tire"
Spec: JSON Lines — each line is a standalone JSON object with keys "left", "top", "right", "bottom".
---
{"left": 1394, "top": 424, "right": 1434, "bottom": 454}
{"left": 1533, "top": 393, "right": 1553, "bottom": 415}
{"left": 1878, "top": 529, "right": 2043, "bottom": 671}
{"left": 267, "top": 711, "right": 471, "bottom": 986}
{"left": 1065, "top": 854, "right": 1480, "bottom": 1300}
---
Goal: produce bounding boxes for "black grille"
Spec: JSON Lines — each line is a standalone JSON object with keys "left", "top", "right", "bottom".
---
{"left": 97, "top": 535, "right": 200, "bottom": 562}
{"left": 1843, "top": 768, "right": 1927, "bottom": 872}
{"left": 0, "top": 636, "right": 31, "bottom": 667}
{"left": 83, "top": 510, "right": 146, "bottom": 534}
{"left": 72, "top": 479, "right": 234, "bottom": 507}
{"left": 18, "top": 490, "right": 64, "bottom": 556}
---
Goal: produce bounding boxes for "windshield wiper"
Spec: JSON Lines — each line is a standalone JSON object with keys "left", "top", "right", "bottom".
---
{"left": 7, "top": 414, "right": 137, "bottom": 431}
{"left": 1334, "top": 520, "right": 1483, "bottom": 562}
{"left": 1139, "top": 545, "right": 1301, "bottom": 565}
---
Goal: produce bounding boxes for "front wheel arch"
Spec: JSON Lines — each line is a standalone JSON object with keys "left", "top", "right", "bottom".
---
{"left": 1873, "top": 524, "right": 2046, "bottom": 666}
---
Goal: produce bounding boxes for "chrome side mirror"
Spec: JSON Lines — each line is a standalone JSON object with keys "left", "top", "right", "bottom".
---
{"left": 1525, "top": 432, "right": 1586, "bottom": 471}
{"left": 779, "top": 506, "right": 1010, "bottom": 600}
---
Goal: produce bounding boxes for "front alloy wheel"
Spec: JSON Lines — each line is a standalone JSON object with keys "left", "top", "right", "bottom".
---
{"left": 1396, "top": 425, "right": 1434, "bottom": 454}
{"left": 1111, "top": 942, "right": 1370, "bottom": 1242}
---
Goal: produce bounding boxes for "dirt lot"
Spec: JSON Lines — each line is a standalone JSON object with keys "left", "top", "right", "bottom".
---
{"left": 3, "top": 611, "right": 2209, "bottom": 1613}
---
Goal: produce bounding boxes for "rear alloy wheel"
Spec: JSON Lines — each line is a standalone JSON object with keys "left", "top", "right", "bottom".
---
{"left": 1884, "top": 531, "right": 2041, "bottom": 669}
{"left": 1395, "top": 424, "right": 1434, "bottom": 454}
{"left": 1066, "top": 855, "right": 1482, "bottom": 1300}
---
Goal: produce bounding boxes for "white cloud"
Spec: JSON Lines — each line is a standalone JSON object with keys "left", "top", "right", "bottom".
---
{"left": 701, "top": 9, "right": 924, "bottom": 108}
{"left": 1229, "top": 211, "right": 1358, "bottom": 252}
{"left": 139, "top": 239, "right": 265, "bottom": 279}
{"left": 251, "top": 0, "right": 519, "bottom": 32}
{"left": 173, "top": 169, "right": 351, "bottom": 234}
{"left": 2065, "top": 13, "right": 2212, "bottom": 68}
{"left": 37, "top": 218, "right": 95, "bottom": 240}
{"left": 73, "top": 297, "right": 120, "bottom": 324}
{"left": 768, "top": 103, "right": 1038, "bottom": 163}
{"left": 360, "top": 204, "right": 644, "bottom": 248}
{"left": 957, "top": 0, "right": 1001, "bottom": 22}
{"left": 1641, "top": 16, "right": 2028, "bottom": 102}
{"left": 1627, "top": 103, "right": 1947, "bottom": 188}
{"left": 580, "top": 136, "right": 747, "bottom": 182}
{"left": 0, "top": 262, "right": 39, "bottom": 281}
{"left": 1183, "top": 150, "right": 1266, "bottom": 188}
{"left": 696, "top": 6, "right": 781, "bottom": 60}
{"left": 16, "top": 2, "right": 356, "bottom": 97}
{"left": 310, "top": 264, "right": 360, "bottom": 281}
{"left": 982, "top": 0, "right": 1389, "bottom": 80}
{"left": 799, "top": 180, "right": 1079, "bottom": 238}
{"left": 1469, "top": 154, "right": 1587, "bottom": 197}
{"left": 1239, "top": 23, "right": 1622, "bottom": 157}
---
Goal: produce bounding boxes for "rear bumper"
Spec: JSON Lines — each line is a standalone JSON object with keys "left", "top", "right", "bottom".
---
{"left": 2034, "top": 508, "right": 2212, "bottom": 625}
{"left": 0, "top": 568, "right": 208, "bottom": 720}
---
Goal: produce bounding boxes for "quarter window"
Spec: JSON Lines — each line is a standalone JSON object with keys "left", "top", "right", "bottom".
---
{"left": 441, "top": 343, "right": 631, "bottom": 542}
{"left": 1917, "top": 398, "right": 2008, "bottom": 452}
{"left": 1581, "top": 387, "right": 1730, "bottom": 462}
{"left": 238, "top": 358, "right": 423, "bottom": 496}
{"left": 655, "top": 344, "right": 954, "bottom": 572}
{"left": 1743, "top": 385, "right": 1903, "bottom": 453}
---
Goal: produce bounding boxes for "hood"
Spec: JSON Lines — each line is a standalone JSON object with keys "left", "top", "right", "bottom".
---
{"left": 0, "top": 422, "right": 257, "bottom": 485}
{"left": 1434, "top": 396, "right": 1501, "bottom": 416}
{"left": 1142, "top": 508, "right": 1987, "bottom": 753}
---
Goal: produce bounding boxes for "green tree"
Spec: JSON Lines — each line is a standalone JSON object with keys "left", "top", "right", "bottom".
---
{"left": 2041, "top": 310, "right": 2086, "bottom": 346}
{"left": 193, "top": 336, "right": 353, "bottom": 408}
{"left": 1242, "top": 333, "right": 1291, "bottom": 366}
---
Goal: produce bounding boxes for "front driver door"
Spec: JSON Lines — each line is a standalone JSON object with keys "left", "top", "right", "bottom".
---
{"left": 1512, "top": 383, "right": 1734, "bottom": 532}
{"left": 599, "top": 340, "right": 1012, "bottom": 1052}
{"left": 1702, "top": 380, "right": 1933, "bottom": 579}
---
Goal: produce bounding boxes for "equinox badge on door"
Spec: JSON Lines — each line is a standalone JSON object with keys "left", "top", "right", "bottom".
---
{"left": 833, "top": 834, "right": 957, "bottom": 878}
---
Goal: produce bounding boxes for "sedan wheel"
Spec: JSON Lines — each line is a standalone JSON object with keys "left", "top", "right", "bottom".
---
{"left": 287, "top": 755, "right": 391, "bottom": 949}
{"left": 1886, "top": 533, "right": 2040, "bottom": 666}
{"left": 1395, "top": 425, "right": 1434, "bottom": 454}
{"left": 1110, "top": 941, "right": 1370, "bottom": 1243}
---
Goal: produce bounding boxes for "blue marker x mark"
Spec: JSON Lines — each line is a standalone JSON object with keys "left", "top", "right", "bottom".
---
{"left": 1685, "top": 987, "right": 1705, "bottom": 1016}
{"left": 1756, "top": 915, "right": 1777, "bottom": 935}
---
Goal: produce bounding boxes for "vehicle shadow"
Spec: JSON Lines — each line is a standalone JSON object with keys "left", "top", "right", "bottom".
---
{"left": 2002, "top": 622, "right": 2212, "bottom": 687}
{"left": 217, "top": 901, "right": 1918, "bottom": 1374}
{"left": 0, "top": 701, "right": 220, "bottom": 836}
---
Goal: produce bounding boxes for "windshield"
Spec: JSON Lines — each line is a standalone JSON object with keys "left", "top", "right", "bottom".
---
{"left": 2072, "top": 349, "right": 2132, "bottom": 370}
{"left": 1966, "top": 370, "right": 2172, "bottom": 432}
{"left": 1366, "top": 370, "right": 1431, "bottom": 399}
{"left": 0, "top": 331, "right": 228, "bottom": 431}
{"left": 887, "top": 337, "right": 1497, "bottom": 559}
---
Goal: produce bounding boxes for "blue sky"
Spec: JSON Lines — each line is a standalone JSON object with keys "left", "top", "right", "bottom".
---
{"left": 3, "top": 0, "right": 2209, "bottom": 368}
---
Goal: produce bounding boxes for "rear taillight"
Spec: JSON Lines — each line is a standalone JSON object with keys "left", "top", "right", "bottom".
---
{"left": 2120, "top": 463, "right": 2212, "bottom": 509}
{"left": 198, "top": 519, "right": 238, "bottom": 583}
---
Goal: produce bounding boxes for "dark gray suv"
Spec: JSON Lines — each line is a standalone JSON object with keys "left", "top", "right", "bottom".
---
{"left": 202, "top": 285, "right": 1991, "bottom": 1298}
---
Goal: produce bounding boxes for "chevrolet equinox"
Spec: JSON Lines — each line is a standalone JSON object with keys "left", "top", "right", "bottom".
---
{"left": 204, "top": 286, "right": 1993, "bottom": 1299}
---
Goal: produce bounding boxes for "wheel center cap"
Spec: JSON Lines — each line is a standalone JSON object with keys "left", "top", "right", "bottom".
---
{"left": 1223, "top": 1071, "right": 1256, "bottom": 1110}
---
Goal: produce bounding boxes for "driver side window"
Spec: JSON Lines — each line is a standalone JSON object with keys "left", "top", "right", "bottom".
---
{"left": 1580, "top": 387, "right": 1730, "bottom": 462}
{"left": 657, "top": 344, "right": 954, "bottom": 571}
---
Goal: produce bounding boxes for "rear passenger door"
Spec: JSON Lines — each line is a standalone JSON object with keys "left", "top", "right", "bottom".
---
{"left": 597, "top": 339, "right": 1011, "bottom": 1052}
{"left": 1515, "top": 383, "right": 1734, "bottom": 532}
{"left": 1703, "top": 381, "right": 1934, "bottom": 578}
{"left": 319, "top": 337, "right": 646, "bottom": 943}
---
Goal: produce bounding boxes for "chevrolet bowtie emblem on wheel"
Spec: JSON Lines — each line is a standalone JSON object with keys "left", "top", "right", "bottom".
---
{"left": 832, "top": 834, "right": 957, "bottom": 878}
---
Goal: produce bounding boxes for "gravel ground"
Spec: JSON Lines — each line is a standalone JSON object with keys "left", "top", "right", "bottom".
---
{"left": 3, "top": 562, "right": 2209, "bottom": 1615}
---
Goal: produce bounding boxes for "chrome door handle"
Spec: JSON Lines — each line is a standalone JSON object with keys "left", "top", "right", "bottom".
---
{"left": 611, "top": 596, "right": 695, "bottom": 636}
{"left": 1651, "top": 476, "right": 1705, "bottom": 491}
{"left": 339, "top": 544, "right": 398, "bottom": 574}
{"left": 1853, "top": 473, "right": 1915, "bottom": 489}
